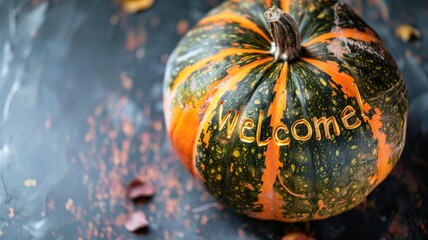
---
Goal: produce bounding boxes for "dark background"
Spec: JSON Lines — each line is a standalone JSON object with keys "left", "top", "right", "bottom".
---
{"left": 0, "top": 0, "right": 427, "bottom": 239}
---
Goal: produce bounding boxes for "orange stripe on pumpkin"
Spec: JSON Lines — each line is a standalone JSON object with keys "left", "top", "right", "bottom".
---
{"left": 302, "top": 28, "right": 381, "bottom": 47}
{"left": 167, "top": 105, "right": 202, "bottom": 175}
{"left": 197, "top": 11, "right": 271, "bottom": 42}
{"left": 352, "top": 84, "right": 393, "bottom": 185}
{"left": 253, "top": 63, "right": 303, "bottom": 220}
{"left": 192, "top": 58, "right": 273, "bottom": 179}
{"left": 302, "top": 58, "right": 393, "bottom": 186}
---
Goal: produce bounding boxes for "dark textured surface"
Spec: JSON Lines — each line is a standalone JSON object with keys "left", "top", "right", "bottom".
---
{"left": 0, "top": 0, "right": 427, "bottom": 239}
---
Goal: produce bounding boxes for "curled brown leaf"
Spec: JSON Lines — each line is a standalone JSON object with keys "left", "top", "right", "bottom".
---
{"left": 126, "top": 178, "right": 156, "bottom": 200}
{"left": 124, "top": 211, "right": 149, "bottom": 232}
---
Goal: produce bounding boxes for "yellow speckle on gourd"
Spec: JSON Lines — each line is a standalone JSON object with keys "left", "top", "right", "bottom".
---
{"left": 309, "top": 3, "right": 316, "bottom": 12}
{"left": 233, "top": 150, "right": 241, "bottom": 158}
{"left": 317, "top": 12, "right": 325, "bottom": 19}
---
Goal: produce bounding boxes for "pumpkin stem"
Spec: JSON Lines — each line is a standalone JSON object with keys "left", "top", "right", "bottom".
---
{"left": 265, "top": 6, "right": 301, "bottom": 61}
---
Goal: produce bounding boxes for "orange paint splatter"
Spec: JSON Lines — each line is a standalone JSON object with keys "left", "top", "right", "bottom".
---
{"left": 238, "top": 228, "right": 245, "bottom": 239}
{"left": 126, "top": 31, "right": 137, "bottom": 50}
{"left": 120, "top": 72, "right": 133, "bottom": 90}
{"left": 122, "top": 120, "right": 134, "bottom": 137}
{"left": 177, "top": 19, "right": 189, "bottom": 35}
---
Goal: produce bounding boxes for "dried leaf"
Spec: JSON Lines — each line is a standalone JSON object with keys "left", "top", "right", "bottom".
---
{"left": 126, "top": 178, "right": 156, "bottom": 200}
{"left": 124, "top": 211, "right": 149, "bottom": 232}
{"left": 395, "top": 24, "right": 421, "bottom": 42}
{"left": 122, "top": 0, "right": 155, "bottom": 14}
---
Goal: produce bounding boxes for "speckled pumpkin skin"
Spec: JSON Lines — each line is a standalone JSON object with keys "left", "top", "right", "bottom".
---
{"left": 163, "top": 0, "right": 407, "bottom": 222}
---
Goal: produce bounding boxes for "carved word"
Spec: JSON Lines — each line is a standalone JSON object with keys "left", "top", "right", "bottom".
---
{"left": 218, "top": 84, "right": 366, "bottom": 146}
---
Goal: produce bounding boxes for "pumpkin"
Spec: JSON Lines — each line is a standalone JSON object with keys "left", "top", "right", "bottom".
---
{"left": 163, "top": 0, "right": 407, "bottom": 222}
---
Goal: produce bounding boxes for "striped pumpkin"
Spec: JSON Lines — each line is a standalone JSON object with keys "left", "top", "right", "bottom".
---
{"left": 163, "top": 0, "right": 407, "bottom": 222}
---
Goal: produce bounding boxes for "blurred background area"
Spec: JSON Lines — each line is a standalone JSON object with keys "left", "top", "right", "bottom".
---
{"left": 0, "top": 0, "right": 427, "bottom": 239}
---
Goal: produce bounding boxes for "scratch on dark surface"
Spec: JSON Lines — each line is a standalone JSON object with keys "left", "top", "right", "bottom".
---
{"left": 2, "top": 68, "right": 22, "bottom": 122}
{"left": 191, "top": 202, "right": 221, "bottom": 213}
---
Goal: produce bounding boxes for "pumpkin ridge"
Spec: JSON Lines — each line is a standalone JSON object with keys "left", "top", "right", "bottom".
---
{"left": 167, "top": 48, "right": 269, "bottom": 96}
{"left": 296, "top": 1, "right": 380, "bottom": 47}
{"left": 254, "top": 62, "right": 289, "bottom": 220}
{"left": 352, "top": 86, "right": 393, "bottom": 186}
{"left": 364, "top": 77, "right": 406, "bottom": 102}
{"left": 301, "top": 58, "right": 355, "bottom": 97}
{"left": 197, "top": 10, "right": 271, "bottom": 43}
{"left": 192, "top": 58, "right": 273, "bottom": 179}
{"left": 293, "top": 62, "right": 318, "bottom": 179}
{"left": 301, "top": 58, "right": 393, "bottom": 187}
{"left": 288, "top": 62, "right": 318, "bottom": 211}
{"left": 165, "top": 53, "right": 269, "bottom": 174}
{"left": 218, "top": 62, "right": 279, "bottom": 206}
{"left": 285, "top": 60, "right": 372, "bottom": 219}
